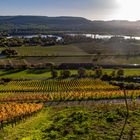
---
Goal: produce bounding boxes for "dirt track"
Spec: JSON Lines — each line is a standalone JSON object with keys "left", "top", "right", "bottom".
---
{"left": 45, "top": 98, "right": 139, "bottom": 106}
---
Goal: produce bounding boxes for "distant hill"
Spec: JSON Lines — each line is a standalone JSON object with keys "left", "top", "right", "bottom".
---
{"left": 0, "top": 16, "right": 91, "bottom": 25}
{"left": 0, "top": 16, "right": 140, "bottom": 35}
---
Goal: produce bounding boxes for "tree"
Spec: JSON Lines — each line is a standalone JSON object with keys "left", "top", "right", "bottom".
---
{"left": 51, "top": 70, "right": 58, "bottom": 78}
{"left": 101, "top": 72, "right": 110, "bottom": 81}
{"left": 110, "top": 70, "right": 116, "bottom": 78}
{"left": 60, "top": 70, "right": 71, "bottom": 78}
{"left": 1, "top": 49, "right": 18, "bottom": 56}
{"left": 95, "top": 67, "right": 103, "bottom": 78}
{"left": 117, "top": 69, "right": 124, "bottom": 77}
{"left": 78, "top": 68, "right": 86, "bottom": 77}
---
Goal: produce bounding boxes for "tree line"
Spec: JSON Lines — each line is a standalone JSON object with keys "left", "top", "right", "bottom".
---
{"left": 0, "top": 34, "right": 94, "bottom": 48}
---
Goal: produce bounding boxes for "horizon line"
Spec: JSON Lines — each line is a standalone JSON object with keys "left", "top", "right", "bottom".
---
{"left": 0, "top": 15, "right": 140, "bottom": 22}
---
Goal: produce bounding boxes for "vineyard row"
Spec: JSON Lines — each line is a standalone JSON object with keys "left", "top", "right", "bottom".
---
{"left": 0, "top": 103, "right": 43, "bottom": 129}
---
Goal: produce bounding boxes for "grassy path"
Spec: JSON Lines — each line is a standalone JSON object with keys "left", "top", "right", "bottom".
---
{"left": 0, "top": 108, "right": 52, "bottom": 140}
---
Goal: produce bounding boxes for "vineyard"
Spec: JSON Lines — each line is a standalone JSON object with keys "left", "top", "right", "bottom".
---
{"left": 0, "top": 103, "right": 43, "bottom": 129}
{"left": 0, "top": 79, "right": 119, "bottom": 93}
{"left": 0, "top": 90, "right": 139, "bottom": 102}
{"left": 0, "top": 79, "right": 139, "bottom": 103}
{"left": 0, "top": 78, "right": 140, "bottom": 139}
{"left": 1, "top": 102, "right": 140, "bottom": 140}
{"left": 1, "top": 13, "right": 140, "bottom": 139}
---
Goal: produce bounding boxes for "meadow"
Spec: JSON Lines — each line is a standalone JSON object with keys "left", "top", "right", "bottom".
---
{"left": 0, "top": 45, "right": 88, "bottom": 56}
{"left": 0, "top": 69, "right": 139, "bottom": 79}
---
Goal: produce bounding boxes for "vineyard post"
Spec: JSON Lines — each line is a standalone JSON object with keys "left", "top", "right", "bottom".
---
{"left": 118, "top": 88, "right": 129, "bottom": 140}
{"left": 0, "top": 121, "right": 3, "bottom": 130}
{"left": 124, "top": 89, "right": 129, "bottom": 117}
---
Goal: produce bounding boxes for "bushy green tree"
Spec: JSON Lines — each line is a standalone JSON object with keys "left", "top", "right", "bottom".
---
{"left": 110, "top": 70, "right": 116, "bottom": 78}
{"left": 117, "top": 68, "right": 124, "bottom": 77}
{"left": 51, "top": 70, "right": 58, "bottom": 78}
{"left": 60, "top": 70, "right": 71, "bottom": 78}
{"left": 95, "top": 67, "right": 103, "bottom": 78}
{"left": 78, "top": 68, "right": 86, "bottom": 77}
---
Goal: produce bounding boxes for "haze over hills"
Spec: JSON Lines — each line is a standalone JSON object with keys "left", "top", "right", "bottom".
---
{"left": 1, "top": 16, "right": 140, "bottom": 35}
{"left": 0, "top": 16, "right": 92, "bottom": 25}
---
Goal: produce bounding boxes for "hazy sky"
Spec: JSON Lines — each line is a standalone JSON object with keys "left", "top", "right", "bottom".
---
{"left": 0, "top": 0, "right": 140, "bottom": 21}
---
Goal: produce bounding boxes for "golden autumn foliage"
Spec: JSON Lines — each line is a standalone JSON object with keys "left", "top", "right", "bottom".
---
{"left": 0, "top": 103, "right": 43, "bottom": 122}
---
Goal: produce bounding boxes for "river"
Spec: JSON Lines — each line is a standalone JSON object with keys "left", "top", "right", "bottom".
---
{"left": 69, "top": 33, "right": 140, "bottom": 40}
{"left": 7, "top": 34, "right": 140, "bottom": 40}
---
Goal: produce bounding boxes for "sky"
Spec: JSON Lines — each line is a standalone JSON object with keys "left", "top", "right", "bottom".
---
{"left": 0, "top": 0, "right": 140, "bottom": 21}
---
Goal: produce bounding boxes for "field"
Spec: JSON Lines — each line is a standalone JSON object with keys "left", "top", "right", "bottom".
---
{"left": 11, "top": 55, "right": 140, "bottom": 65}
{"left": 0, "top": 78, "right": 139, "bottom": 103}
{"left": 1, "top": 41, "right": 140, "bottom": 56}
{"left": 1, "top": 103, "right": 140, "bottom": 140}
{"left": 0, "top": 69, "right": 139, "bottom": 79}
{"left": 0, "top": 41, "right": 140, "bottom": 65}
{"left": 0, "top": 77, "right": 140, "bottom": 139}
{"left": 0, "top": 45, "right": 88, "bottom": 56}
{"left": 17, "top": 55, "right": 140, "bottom": 65}
{"left": 0, "top": 40, "right": 140, "bottom": 139}
{"left": 0, "top": 78, "right": 118, "bottom": 93}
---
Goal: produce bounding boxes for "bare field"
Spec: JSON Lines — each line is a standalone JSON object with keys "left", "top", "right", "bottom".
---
{"left": 0, "top": 41, "right": 140, "bottom": 65}
{"left": 0, "top": 55, "right": 140, "bottom": 66}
